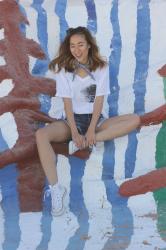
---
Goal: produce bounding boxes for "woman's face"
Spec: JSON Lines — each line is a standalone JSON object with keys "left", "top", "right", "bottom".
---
{"left": 69, "top": 34, "right": 90, "bottom": 64}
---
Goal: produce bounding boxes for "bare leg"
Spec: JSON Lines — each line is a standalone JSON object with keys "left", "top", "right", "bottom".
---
{"left": 96, "top": 114, "right": 140, "bottom": 142}
{"left": 36, "top": 121, "right": 71, "bottom": 185}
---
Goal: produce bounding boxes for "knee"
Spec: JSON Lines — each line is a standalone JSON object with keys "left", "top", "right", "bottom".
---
{"left": 133, "top": 114, "right": 140, "bottom": 127}
{"left": 35, "top": 127, "right": 47, "bottom": 142}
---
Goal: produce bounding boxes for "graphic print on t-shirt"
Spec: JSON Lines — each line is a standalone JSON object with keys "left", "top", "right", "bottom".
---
{"left": 81, "top": 84, "right": 96, "bottom": 103}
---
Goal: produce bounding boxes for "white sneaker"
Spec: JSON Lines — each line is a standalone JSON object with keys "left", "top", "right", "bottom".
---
{"left": 50, "top": 184, "right": 67, "bottom": 216}
{"left": 69, "top": 141, "right": 80, "bottom": 154}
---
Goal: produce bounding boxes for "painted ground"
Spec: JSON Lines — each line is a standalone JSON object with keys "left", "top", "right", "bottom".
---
{"left": 0, "top": 0, "right": 166, "bottom": 249}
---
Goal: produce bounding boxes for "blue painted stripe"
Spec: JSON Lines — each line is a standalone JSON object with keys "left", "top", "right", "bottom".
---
{"left": 0, "top": 164, "right": 21, "bottom": 250}
{"left": 102, "top": 0, "right": 121, "bottom": 181}
{"left": 66, "top": 157, "right": 89, "bottom": 250}
{"left": 31, "top": 0, "right": 49, "bottom": 76}
{"left": 108, "top": 0, "right": 121, "bottom": 118}
{"left": 36, "top": 209, "right": 52, "bottom": 250}
{"left": 84, "top": 0, "right": 97, "bottom": 34}
{"left": 125, "top": 131, "right": 138, "bottom": 178}
{"left": 133, "top": 0, "right": 150, "bottom": 114}
{"left": 55, "top": 0, "right": 69, "bottom": 42}
{"left": 102, "top": 2, "right": 133, "bottom": 249}
{"left": 125, "top": 0, "right": 151, "bottom": 178}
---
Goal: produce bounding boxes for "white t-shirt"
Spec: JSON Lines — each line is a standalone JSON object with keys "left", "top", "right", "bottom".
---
{"left": 55, "top": 65, "right": 110, "bottom": 115}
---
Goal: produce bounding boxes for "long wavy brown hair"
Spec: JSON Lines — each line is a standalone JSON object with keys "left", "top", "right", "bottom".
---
{"left": 49, "top": 26, "right": 107, "bottom": 72}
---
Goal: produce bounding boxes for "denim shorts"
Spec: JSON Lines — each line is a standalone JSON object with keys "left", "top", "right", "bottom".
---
{"left": 64, "top": 113, "right": 105, "bottom": 135}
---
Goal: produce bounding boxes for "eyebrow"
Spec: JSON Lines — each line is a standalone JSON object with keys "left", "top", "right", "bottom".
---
{"left": 70, "top": 41, "right": 86, "bottom": 45}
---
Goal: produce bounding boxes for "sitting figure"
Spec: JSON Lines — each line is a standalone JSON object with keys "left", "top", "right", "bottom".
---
{"left": 36, "top": 26, "right": 166, "bottom": 216}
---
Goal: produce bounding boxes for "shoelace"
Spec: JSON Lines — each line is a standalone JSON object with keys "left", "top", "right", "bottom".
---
{"left": 72, "top": 61, "right": 95, "bottom": 81}
{"left": 44, "top": 188, "right": 62, "bottom": 207}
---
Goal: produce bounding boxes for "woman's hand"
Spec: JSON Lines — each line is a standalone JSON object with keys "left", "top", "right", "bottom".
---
{"left": 85, "top": 127, "right": 96, "bottom": 148}
{"left": 71, "top": 130, "right": 86, "bottom": 149}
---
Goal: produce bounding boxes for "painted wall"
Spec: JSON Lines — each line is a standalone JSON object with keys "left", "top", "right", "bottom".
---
{"left": 0, "top": 0, "right": 166, "bottom": 249}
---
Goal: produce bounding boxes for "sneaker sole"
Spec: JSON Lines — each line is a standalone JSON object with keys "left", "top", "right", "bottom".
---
{"left": 51, "top": 188, "right": 67, "bottom": 217}
{"left": 69, "top": 141, "right": 79, "bottom": 155}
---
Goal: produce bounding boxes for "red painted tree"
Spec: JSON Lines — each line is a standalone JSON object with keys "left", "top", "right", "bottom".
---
{"left": 0, "top": 0, "right": 89, "bottom": 212}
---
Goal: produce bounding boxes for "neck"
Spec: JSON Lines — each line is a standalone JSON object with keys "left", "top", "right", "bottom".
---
{"left": 76, "top": 60, "right": 89, "bottom": 67}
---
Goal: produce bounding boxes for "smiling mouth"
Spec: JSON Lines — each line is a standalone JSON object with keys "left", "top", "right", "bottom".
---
{"left": 75, "top": 55, "right": 82, "bottom": 58}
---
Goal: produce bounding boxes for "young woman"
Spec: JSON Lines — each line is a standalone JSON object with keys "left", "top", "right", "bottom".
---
{"left": 36, "top": 26, "right": 166, "bottom": 216}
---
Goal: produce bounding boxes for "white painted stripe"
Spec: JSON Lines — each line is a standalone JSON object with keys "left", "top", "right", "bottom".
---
{"left": 114, "top": 135, "right": 128, "bottom": 180}
{"left": 48, "top": 155, "right": 79, "bottom": 250}
{"left": 46, "top": 70, "right": 65, "bottom": 119}
{"left": 43, "top": 0, "right": 60, "bottom": 59}
{"left": 133, "top": 125, "right": 161, "bottom": 177}
{"left": 48, "top": 212, "right": 79, "bottom": 250}
{"left": 94, "top": 0, "right": 112, "bottom": 60}
{"left": 0, "top": 79, "right": 14, "bottom": 97}
{"left": 0, "top": 28, "right": 4, "bottom": 39}
{"left": 66, "top": 0, "right": 87, "bottom": 28}
{"left": 49, "top": 96, "right": 64, "bottom": 119}
{"left": 17, "top": 212, "right": 42, "bottom": 250}
{"left": 118, "top": 0, "right": 137, "bottom": 115}
{"left": 19, "top": 0, "right": 39, "bottom": 72}
{"left": 83, "top": 144, "right": 112, "bottom": 250}
{"left": 145, "top": 0, "right": 166, "bottom": 110}
{"left": 0, "top": 112, "right": 18, "bottom": 148}
{"left": 83, "top": 205, "right": 112, "bottom": 250}
{"left": 127, "top": 193, "right": 166, "bottom": 249}
{"left": 0, "top": 56, "right": 5, "bottom": 66}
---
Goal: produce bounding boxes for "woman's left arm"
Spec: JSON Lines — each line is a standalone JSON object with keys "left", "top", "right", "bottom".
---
{"left": 85, "top": 95, "right": 104, "bottom": 147}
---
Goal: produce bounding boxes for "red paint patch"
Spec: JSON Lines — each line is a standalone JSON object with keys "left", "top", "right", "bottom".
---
{"left": 119, "top": 167, "right": 166, "bottom": 197}
{"left": 158, "top": 64, "right": 166, "bottom": 77}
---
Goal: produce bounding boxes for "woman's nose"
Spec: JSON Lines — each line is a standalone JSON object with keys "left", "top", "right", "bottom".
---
{"left": 74, "top": 47, "right": 80, "bottom": 54}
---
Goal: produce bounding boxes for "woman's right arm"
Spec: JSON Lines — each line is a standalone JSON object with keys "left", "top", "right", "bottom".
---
{"left": 63, "top": 97, "right": 85, "bottom": 149}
